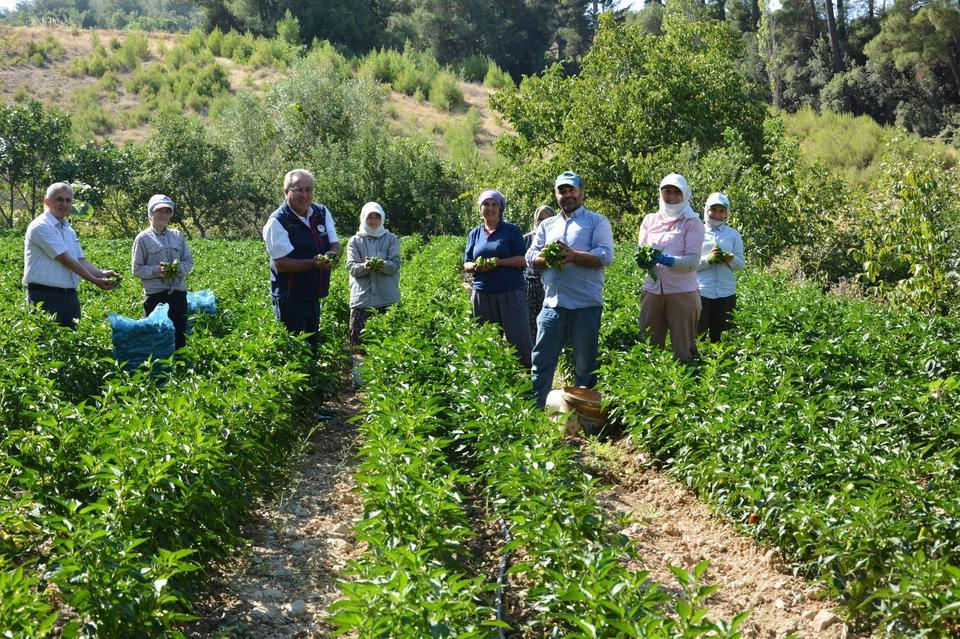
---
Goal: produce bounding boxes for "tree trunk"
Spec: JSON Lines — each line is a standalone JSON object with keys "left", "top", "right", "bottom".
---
{"left": 867, "top": 0, "right": 874, "bottom": 18}
{"left": 751, "top": 0, "right": 759, "bottom": 29}
{"left": 808, "top": 0, "right": 820, "bottom": 39}
{"left": 836, "top": 0, "right": 847, "bottom": 40}
{"left": 824, "top": 0, "right": 844, "bottom": 72}
{"left": 949, "top": 58, "right": 960, "bottom": 102}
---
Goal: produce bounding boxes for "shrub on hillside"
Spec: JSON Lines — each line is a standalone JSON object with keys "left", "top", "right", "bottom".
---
{"left": 70, "top": 87, "right": 115, "bottom": 138}
{"left": 428, "top": 70, "right": 464, "bottom": 111}
{"left": 443, "top": 107, "right": 482, "bottom": 170}
{"left": 359, "top": 48, "right": 405, "bottom": 84}
{"left": 206, "top": 27, "right": 224, "bottom": 56}
{"left": 483, "top": 63, "right": 514, "bottom": 90}
{"left": 182, "top": 27, "right": 206, "bottom": 54}
{"left": 457, "top": 54, "right": 490, "bottom": 83}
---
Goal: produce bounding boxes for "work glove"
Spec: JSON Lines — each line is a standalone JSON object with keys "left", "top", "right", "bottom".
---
{"left": 653, "top": 253, "right": 676, "bottom": 267}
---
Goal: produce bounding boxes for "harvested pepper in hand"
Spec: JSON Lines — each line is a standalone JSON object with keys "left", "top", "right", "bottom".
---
{"left": 474, "top": 256, "right": 497, "bottom": 269}
{"left": 540, "top": 242, "right": 565, "bottom": 270}
{"left": 634, "top": 245, "right": 662, "bottom": 281}
{"left": 315, "top": 252, "right": 341, "bottom": 267}
{"left": 708, "top": 248, "right": 734, "bottom": 264}
{"left": 160, "top": 258, "right": 180, "bottom": 281}
{"left": 368, "top": 256, "right": 384, "bottom": 270}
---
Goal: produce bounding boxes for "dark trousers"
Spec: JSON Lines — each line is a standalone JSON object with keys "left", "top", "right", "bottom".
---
{"left": 698, "top": 294, "right": 736, "bottom": 343}
{"left": 145, "top": 290, "right": 188, "bottom": 349}
{"left": 27, "top": 286, "right": 81, "bottom": 329}
{"left": 272, "top": 296, "right": 321, "bottom": 352}
{"left": 349, "top": 306, "right": 389, "bottom": 346}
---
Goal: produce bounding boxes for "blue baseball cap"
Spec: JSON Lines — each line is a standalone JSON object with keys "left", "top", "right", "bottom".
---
{"left": 554, "top": 171, "right": 583, "bottom": 189}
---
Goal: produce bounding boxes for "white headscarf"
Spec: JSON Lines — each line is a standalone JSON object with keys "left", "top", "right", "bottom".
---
{"left": 358, "top": 202, "right": 387, "bottom": 237}
{"left": 658, "top": 173, "right": 697, "bottom": 221}
{"left": 704, "top": 192, "right": 730, "bottom": 229}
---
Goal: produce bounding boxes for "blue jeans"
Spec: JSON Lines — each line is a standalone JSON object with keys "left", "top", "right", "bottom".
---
{"left": 531, "top": 305, "right": 602, "bottom": 407}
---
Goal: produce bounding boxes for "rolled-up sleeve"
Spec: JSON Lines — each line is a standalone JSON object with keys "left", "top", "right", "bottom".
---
{"left": 525, "top": 223, "right": 547, "bottom": 268}
{"left": 589, "top": 217, "right": 615, "bottom": 266}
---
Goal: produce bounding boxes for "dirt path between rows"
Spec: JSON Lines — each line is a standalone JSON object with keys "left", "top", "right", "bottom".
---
{"left": 184, "top": 389, "right": 869, "bottom": 639}
{"left": 584, "top": 439, "right": 865, "bottom": 639}
{"left": 184, "top": 390, "right": 364, "bottom": 639}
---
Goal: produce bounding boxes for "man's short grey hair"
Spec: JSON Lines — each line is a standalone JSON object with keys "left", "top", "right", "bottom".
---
{"left": 45, "top": 182, "right": 73, "bottom": 200}
{"left": 283, "top": 169, "right": 315, "bottom": 190}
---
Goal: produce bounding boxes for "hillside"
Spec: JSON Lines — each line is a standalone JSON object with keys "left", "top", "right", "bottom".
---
{"left": 0, "top": 25, "right": 507, "bottom": 154}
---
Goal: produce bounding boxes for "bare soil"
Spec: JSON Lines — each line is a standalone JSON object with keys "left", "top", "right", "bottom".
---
{"left": 185, "top": 382, "right": 875, "bottom": 639}
{"left": 184, "top": 391, "right": 364, "bottom": 639}
{"left": 582, "top": 438, "right": 869, "bottom": 639}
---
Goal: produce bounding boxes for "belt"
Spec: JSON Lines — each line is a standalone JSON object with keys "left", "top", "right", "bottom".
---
{"left": 27, "top": 283, "right": 76, "bottom": 294}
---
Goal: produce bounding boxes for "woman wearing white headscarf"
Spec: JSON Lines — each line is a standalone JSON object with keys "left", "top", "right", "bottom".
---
{"left": 637, "top": 173, "right": 705, "bottom": 362}
{"left": 132, "top": 194, "right": 194, "bottom": 349}
{"left": 697, "top": 192, "right": 745, "bottom": 343}
{"left": 346, "top": 202, "right": 401, "bottom": 346}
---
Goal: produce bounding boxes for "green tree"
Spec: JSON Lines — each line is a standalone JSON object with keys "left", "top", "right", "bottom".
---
{"left": 491, "top": 12, "right": 767, "bottom": 224}
{"left": 274, "top": 8, "right": 301, "bottom": 45}
{"left": 0, "top": 100, "right": 72, "bottom": 227}
{"left": 856, "top": 136, "right": 960, "bottom": 315}
{"left": 136, "top": 110, "right": 238, "bottom": 238}
{"left": 57, "top": 140, "right": 138, "bottom": 235}
{"left": 865, "top": 0, "right": 960, "bottom": 101}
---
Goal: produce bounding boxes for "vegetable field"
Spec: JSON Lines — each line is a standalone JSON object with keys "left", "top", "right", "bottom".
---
{"left": 600, "top": 271, "right": 960, "bottom": 637}
{"left": 0, "top": 234, "right": 345, "bottom": 637}
{"left": 2, "top": 233, "right": 959, "bottom": 638}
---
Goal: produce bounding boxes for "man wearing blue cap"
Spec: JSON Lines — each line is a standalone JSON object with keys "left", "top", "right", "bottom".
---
{"left": 525, "top": 171, "right": 615, "bottom": 407}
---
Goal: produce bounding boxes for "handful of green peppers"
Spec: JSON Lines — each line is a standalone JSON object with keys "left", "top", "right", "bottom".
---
{"left": 160, "top": 258, "right": 180, "bottom": 281}
{"left": 540, "top": 242, "right": 565, "bottom": 270}
{"left": 634, "top": 245, "right": 662, "bottom": 281}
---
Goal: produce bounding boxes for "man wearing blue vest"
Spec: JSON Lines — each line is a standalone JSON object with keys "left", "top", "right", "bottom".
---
{"left": 262, "top": 169, "right": 340, "bottom": 352}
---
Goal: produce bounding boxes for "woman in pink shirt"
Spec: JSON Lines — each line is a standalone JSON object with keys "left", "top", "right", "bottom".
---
{"left": 637, "top": 173, "right": 705, "bottom": 362}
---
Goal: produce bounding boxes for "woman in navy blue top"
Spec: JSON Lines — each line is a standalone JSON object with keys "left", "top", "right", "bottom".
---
{"left": 464, "top": 189, "right": 533, "bottom": 367}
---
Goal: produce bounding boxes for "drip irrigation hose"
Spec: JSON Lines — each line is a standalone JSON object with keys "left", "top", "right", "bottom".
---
{"left": 495, "top": 514, "right": 514, "bottom": 639}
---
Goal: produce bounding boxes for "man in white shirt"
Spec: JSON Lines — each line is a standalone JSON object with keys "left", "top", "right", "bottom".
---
{"left": 262, "top": 169, "right": 340, "bottom": 352}
{"left": 23, "top": 182, "right": 119, "bottom": 328}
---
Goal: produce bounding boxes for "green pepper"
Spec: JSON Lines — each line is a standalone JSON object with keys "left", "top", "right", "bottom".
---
{"left": 634, "top": 245, "right": 662, "bottom": 281}
{"left": 540, "top": 242, "right": 565, "bottom": 270}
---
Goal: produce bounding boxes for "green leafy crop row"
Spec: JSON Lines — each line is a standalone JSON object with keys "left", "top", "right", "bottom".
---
{"left": 599, "top": 266, "right": 960, "bottom": 638}
{"left": 335, "top": 236, "right": 744, "bottom": 638}
{"left": 0, "top": 237, "right": 345, "bottom": 637}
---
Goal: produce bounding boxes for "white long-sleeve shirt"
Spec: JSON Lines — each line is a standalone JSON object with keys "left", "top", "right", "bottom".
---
{"left": 696, "top": 223, "right": 745, "bottom": 299}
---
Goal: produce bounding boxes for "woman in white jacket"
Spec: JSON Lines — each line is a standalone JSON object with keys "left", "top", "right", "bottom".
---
{"left": 346, "top": 202, "right": 401, "bottom": 346}
{"left": 696, "top": 192, "right": 745, "bottom": 343}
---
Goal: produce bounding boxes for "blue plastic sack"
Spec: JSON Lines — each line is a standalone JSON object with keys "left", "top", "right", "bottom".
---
{"left": 109, "top": 303, "right": 175, "bottom": 371}
{"left": 187, "top": 290, "right": 217, "bottom": 316}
